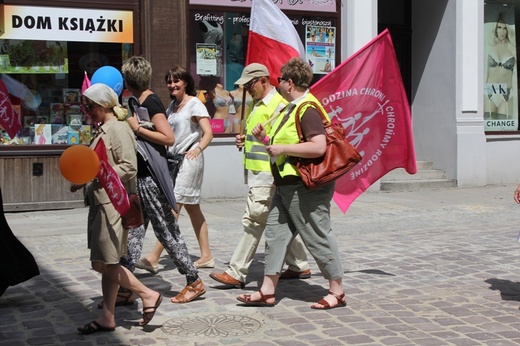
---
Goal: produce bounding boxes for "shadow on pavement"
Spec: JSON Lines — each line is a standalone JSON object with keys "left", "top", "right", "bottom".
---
{"left": 485, "top": 278, "right": 520, "bottom": 301}
{"left": 346, "top": 269, "right": 396, "bottom": 276}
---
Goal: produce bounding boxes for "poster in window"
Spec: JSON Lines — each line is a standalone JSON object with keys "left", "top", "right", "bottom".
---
{"left": 52, "top": 125, "right": 68, "bottom": 144}
{"left": 67, "top": 114, "right": 83, "bottom": 132}
{"left": 484, "top": 4, "right": 518, "bottom": 131}
{"left": 79, "top": 125, "right": 92, "bottom": 144}
{"left": 196, "top": 43, "right": 218, "bottom": 75}
{"left": 0, "top": 40, "right": 68, "bottom": 74}
{"left": 306, "top": 26, "right": 336, "bottom": 75}
{"left": 34, "top": 123, "right": 52, "bottom": 145}
{"left": 50, "top": 103, "right": 65, "bottom": 124}
{"left": 67, "top": 131, "right": 80, "bottom": 145}
{"left": 63, "top": 89, "right": 81, "bottom": 103}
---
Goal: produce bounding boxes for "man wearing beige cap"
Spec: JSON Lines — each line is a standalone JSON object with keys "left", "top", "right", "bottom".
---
{"left": 210, "top": 63, "right": 311, "bottom": 288}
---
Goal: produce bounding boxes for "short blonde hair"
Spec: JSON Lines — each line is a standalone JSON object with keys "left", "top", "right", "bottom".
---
{"left": 122, "top": 56, "right": 152, "bottom": 92}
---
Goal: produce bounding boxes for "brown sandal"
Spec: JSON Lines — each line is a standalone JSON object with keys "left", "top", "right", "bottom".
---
{"left": 237, "top": 289, "right": 276, "bottom": 307}
{"left": 311, "top": 291, "right": 347, "bottom": 310}
{"left": 171, "top": 279, "right": 206, "bottom": 303}
{"left": 140, "top": 294, "right": 163, "bottom": 326}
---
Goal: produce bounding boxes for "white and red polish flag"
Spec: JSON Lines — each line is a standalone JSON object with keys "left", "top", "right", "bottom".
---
{"left": 310, "top": 29, "right": 417, "bottom": 213}
{"left": 0, "top": 78, "right": 21, "bottom": 139}
{"left": 246, "top": 0, "right": 305, "bottom": 86}
{"left": 93, "top": 138, "right": 130, "bottom": 216}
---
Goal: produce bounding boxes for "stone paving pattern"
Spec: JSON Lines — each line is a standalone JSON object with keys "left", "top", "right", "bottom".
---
{"left": 2, "top": 184, "right": 520, "bottom": 345}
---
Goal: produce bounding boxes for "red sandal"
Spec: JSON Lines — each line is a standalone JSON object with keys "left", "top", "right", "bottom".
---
{"left": 311, "top": 291, "right": 347, "bottom": 310}
{"left": 237, "top": 289, "right": 276, "bottom": 307}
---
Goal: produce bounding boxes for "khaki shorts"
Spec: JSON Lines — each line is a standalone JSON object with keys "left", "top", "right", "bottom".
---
{"left": 87, "top": 202, "right": 128, "bottom": 264}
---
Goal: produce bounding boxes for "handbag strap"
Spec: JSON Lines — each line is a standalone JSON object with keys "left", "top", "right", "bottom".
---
{"left": 271, "top": 103, "right": 295, "bottom": 140}
{"left": 127, "top": 177, "right": 137, "bottom": 194}
{"left": 294, "top": 101, "right": 329, "bottom": 143}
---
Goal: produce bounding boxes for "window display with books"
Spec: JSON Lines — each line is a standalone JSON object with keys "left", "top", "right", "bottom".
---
{"left": 0, "top": 40, "right": 131, "bottom": 146}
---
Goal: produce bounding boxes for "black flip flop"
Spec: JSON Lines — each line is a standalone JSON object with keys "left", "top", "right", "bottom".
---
{"left": 77, "top": 320, "right": 115, "bottom": 335}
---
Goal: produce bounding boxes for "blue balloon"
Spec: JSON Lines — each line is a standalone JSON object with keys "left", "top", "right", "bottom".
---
{"left": 91, "top": 66, "right": 123, "bottom": 96}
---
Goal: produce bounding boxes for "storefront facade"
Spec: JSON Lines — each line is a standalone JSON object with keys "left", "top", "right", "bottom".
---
{"left": 407, "top": 0, "right": 504, "bottom": 188}
{"left": 188, "top": 0, "right": 342, "bottom": 199}
{"left": 409, "top": 0, "right": 486, "bottom": 188}
{"left": 200, "top": 0, "right": 518, "bottom": 198}
{"left": 1, "top": 0, "right": 516, "bottom": 211}
{"left": 0, "top": 0, "right": 183, "bottom": 211}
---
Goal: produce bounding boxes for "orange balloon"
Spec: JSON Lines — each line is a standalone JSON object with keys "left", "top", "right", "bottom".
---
{"left": 59, "top": 145, "right": 100, "bottom": 184}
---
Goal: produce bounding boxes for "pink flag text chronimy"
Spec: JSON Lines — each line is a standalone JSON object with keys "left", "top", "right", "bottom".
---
{"left": 93, "top": 138, "right": 131, "bottom": 216}
{"left": 81, "top": 71, "right": 91, "bottom": 95}
{"left": 310, "top": 29, "right": 417, "bottom": 213}
{"left": 246, "top": 0, "right": 305, "bottom": 86}
{"left": 0, "top": 78, "right": 21, "bottom": 139}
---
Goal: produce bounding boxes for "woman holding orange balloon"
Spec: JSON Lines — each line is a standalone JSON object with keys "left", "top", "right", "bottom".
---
{"left": 73, "top": 83, "right": 162, "bottom": 334}
{"left": 60, "top": 145, "right": 100, "bottom": 187}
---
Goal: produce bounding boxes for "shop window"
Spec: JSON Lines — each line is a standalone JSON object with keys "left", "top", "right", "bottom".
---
{"left": 484, "top": 2, "right": 520, "bottom": 132}
{"left": 0, "top": 4, "right": 134, "bottom": 146}
{"left": 188, "top": 9, "right": 337, "bottom": 135}
{"left": 0, "top": 40, "right": 132, "bottom": 145}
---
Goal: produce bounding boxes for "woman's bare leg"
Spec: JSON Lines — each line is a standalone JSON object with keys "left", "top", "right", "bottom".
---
{"left": 89, "top": 262, "right": 161, "bottom": 327}
{"left": 184, "top": 203, "right": 212, "bottom": 264}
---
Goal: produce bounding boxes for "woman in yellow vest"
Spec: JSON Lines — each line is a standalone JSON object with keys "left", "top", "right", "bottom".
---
{"left": 236, "top": 57, "right": 346, "bottom": 310}
{"left": 209, "top": 63, "right": 310, "bottom": 288}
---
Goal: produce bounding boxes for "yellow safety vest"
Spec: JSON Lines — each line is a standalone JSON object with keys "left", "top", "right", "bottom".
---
{"left": 269, "top": 93, "right": 329, "bottom": 178}
{"left": 244, "top": 92, "right": 287, "bottom": 172}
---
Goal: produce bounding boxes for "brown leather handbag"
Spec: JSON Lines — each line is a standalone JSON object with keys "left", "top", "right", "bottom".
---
{"left": 121, "top": 179, "right": 144, "bottom": 229}
{"left": 294, "top": 101, "right": 362, "bottom": 189}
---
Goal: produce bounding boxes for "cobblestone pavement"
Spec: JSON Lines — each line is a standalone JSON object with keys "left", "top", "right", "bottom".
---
{"left": 2, "top": 184, "right": 520, "bottom": 345}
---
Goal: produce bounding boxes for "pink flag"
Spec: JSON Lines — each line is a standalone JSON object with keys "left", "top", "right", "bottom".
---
{"left": 81, "top": 71, "right": 91, "bottom": 94}
{"left": 0, "top": 78, "right": 21, "bottom": 139}
{"left": 246, "top": 0, "right": 305, "bottom": 86}
{"left": 310, "top": 29, "right": 417, "bottom": 213}
{"left": 93, "top": 138, "right": 130, "bottom": 216}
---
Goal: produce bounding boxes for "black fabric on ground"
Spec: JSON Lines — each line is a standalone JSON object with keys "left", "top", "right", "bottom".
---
{"left": 0, "top": 187, "right": 39, "bottom": 296}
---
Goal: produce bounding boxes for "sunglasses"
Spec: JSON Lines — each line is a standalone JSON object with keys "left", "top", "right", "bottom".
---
{"left": 244, "top": 78, "right": 260, "bottom": 90}
{"left": 81, "top": 102, "right": 97, "bottom": 114}
{"left": 277, "top": 77, "right": 289, "bottom": 84}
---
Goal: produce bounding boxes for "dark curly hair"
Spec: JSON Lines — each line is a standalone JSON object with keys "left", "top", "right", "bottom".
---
{"left": 164, "top": 66, "right": 197, "bottom": 97}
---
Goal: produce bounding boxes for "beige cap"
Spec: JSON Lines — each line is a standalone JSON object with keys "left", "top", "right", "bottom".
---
{"left": 235, "top": 63, "right": 269, "bottom": 85}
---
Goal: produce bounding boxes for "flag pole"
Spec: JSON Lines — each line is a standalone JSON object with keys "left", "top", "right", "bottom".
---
{"left": 238, "top": 87, "right": 247, "bottom": 151}
{"left": 239, "top": 87, "right": 247, "bottom": 135}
